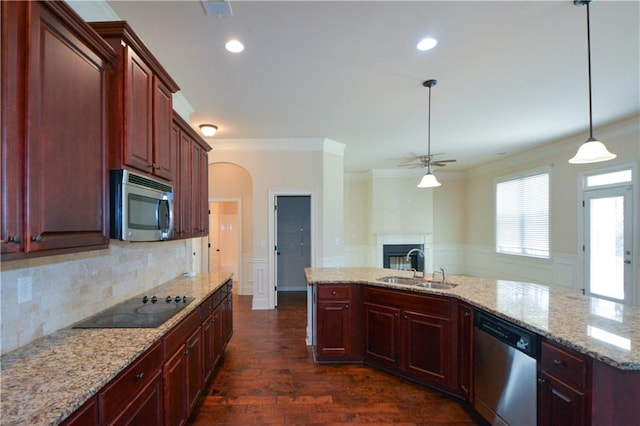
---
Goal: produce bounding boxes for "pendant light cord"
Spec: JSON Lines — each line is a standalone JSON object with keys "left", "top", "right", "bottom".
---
{"left": 585, "top": 1, "right": 594, "bottom": 140}
{"left": 427, "top": 84, "right": 432, "bottom": 174}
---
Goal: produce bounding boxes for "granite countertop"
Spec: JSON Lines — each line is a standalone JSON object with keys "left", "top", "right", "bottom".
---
{"left": 305, "top": 267, "right": 640, "bottom": 371}
{"left": 0, "top": 272, "right": 233, "bottom": 426}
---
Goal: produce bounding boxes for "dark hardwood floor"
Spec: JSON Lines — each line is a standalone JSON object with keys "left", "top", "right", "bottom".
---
{"left": 189, "top": 291, "right": 480, "bottom": 425}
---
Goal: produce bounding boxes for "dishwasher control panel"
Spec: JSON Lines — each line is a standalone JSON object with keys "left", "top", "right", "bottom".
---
{"left": 474, "top": 309, "right": 540, "bottom": 359}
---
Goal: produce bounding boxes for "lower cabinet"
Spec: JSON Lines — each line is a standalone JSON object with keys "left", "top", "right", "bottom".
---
{"left": 457, "top": 302, "right": 474, "bottom": 400}
{"left": 315, "top": 284, "right": 362, "bottom": 361}
{"left": 99, "top": 341, "right": 164, "bottom": 425}
{"left": 60, "top": 396, "right": 98, "bottom": 426}
{"left": 538, "top": 340, "right": 591, "bottom": 426}
{"left": 362, "top": 286, "right": 457, "bottom": 391}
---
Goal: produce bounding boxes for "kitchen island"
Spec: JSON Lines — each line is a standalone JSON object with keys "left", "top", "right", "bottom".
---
{"left": 306, "top": 267, "right": 640, "bottom": 425}
{"left": 0, "top": 272, "right": 233, "bottom": 425}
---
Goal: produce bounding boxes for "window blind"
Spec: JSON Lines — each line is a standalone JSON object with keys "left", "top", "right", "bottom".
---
{"left": 496, "top": 172, "right": 549, "bottom": 258}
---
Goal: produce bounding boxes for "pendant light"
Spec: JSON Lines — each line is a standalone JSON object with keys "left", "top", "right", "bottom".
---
{"left": 417, "top": 79, "right": 442, "bottom": 188}
{"left": 569, "top": 0, "right": 616, "bottom": 164}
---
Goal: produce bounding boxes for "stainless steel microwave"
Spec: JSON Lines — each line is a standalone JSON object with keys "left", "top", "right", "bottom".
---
{"left": 110, "top": 169, "right": 174, "bottom": 241}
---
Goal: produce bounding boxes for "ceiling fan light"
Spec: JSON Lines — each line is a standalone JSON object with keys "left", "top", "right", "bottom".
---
{"left": 569, "top": 137, "right": 617, "bottom": 164}
{"left": 199, "top": 124, "right": 218, "bottom": 137}
{"left": 417, "top": 172, "right": 441, "bottom": 188}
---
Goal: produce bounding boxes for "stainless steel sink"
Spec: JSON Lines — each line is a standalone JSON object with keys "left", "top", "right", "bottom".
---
{"left": 377, "top": 276, "right": 457, "bottom": 290}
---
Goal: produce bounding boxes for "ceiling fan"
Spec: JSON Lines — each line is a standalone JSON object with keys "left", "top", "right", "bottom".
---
{"left": 398, "top": 153, "right": 457, "bottom": 169}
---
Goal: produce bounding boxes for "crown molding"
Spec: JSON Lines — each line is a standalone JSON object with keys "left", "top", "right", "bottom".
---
{"left": 213, "top": 138, "right": 345, "bottom": 156}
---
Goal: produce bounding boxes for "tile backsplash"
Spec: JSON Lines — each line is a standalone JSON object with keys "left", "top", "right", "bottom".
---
{"left": 0, "top": 239, "right": 191, "bottom": 355}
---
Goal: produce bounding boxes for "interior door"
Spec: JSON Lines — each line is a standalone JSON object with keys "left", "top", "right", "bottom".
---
{"left": 275, "top": 196, "right": 311, "bottom": 301}
{"left": 584, "top": 186, "right": 633, "bottom": 304}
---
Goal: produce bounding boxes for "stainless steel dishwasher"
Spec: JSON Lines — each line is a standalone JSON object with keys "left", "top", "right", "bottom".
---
{"left": 474, "top": 310, "right": 540, "bottom": 426}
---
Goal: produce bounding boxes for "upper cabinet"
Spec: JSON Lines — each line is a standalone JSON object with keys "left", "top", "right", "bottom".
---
{"left": 1, "top": 1, "right": 116, "bottom": 259}
{"left": 89, "top": 21, "right": 179, "bottom": 182}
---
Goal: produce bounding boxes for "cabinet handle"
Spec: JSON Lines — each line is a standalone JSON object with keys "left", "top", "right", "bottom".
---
{"left": 135, "top": 372, "right": 144, "bottom": 381}
{"left": 1, "top": 236, "right": 20, "bottom": 244}
{"left": 553, "top": 359, "right": 565, "bottom": 367}
{"left": 332, "top": 290, "right": 336, "bottom": 295}
{"left": 345, "top": 304, "right": 349, "bottom": 310}
{"left": 32, "top": 235, "right": 42, "bottom": 243}
{"left": 537, "top": 377, "right": 546, "bottom": 384}
{"left": 464, "top": 312, "right": 471, "bottom": 317}
{"left": 394, "top": 313, "right": 398, "bottom": 318}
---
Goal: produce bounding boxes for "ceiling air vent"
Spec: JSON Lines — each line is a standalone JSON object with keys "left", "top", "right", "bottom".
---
{"left": 201, "top": 0, "right": 233, "bottom": 17}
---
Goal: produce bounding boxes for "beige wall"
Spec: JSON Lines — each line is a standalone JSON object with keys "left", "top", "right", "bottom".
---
{"left": 1, "top": 240, "right": 191, "bottom": 354}
{"left": 321, "top": 151, "right": 344, "bottom": 263}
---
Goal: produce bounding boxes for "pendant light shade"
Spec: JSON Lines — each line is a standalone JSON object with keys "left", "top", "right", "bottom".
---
{"left": 418, "top": 79, "right": 441, "bottom": 188}
{"left": 569, "top": 0, "right": 616, "bottom": 164}
{"left": 417, "top": 172, "right": 441, "bottom": 188}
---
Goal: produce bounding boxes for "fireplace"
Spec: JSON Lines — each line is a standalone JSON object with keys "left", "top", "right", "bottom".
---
{"left": 383, "top": 243, "right": 424, "bottom": 272}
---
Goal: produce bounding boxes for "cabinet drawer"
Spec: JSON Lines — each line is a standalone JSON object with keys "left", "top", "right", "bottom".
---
{"left": 541, "top": 340, "right": 590, "bottom": 389}
{"left": 318, "top": 285, "right": 351, "bottom": 301}
{"left": 164, "top": 307, "right": 202, "bottom": 357}
{"left": 99, "top": 341, "right": 163, "bottom": 422}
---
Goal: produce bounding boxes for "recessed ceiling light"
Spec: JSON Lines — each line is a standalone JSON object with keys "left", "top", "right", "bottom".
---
{"left": 417, "top": 37, "right": 438, "bottom": 51}
{"left": 225, "top": 39, "right": 244, "bottom": 53}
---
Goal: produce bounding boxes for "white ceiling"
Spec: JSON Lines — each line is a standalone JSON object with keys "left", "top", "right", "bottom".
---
{"left": 104, "top": 0, "right": 639, "bottom": 172}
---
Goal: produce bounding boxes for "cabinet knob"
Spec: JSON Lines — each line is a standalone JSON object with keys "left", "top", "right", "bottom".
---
{"left": 1, "top": 236, "right": 20, "bottom": 244}
{"left": 553, "top": 359, "right": 565, "bottom": 367}
{"left": 345, "top": 304, "right": 349, "bottom": 310}
{"left": 537, "top": 377, "right": 546, "bottom": 385}
{"left": 464, "top": 312, "right": 471, "bottom": 317}
{"left": 32, "top": 235, "right": 42, "bottom": 243}
{"left": 135, "top": 372, "right": 145, "bottom": 381}
{"left": 332, "top": 290, "right": 336, "bottom": 295}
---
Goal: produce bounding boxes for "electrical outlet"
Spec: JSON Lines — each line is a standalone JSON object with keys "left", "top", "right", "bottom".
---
{"left": 17, "top": 277, "right": 32, "bottom": 304}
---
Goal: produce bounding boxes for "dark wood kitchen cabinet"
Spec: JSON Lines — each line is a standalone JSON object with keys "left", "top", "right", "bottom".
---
{"left": 60, "top": 396, "right": 98, "bottom": 426}
{"left": 1, "top": 1, "right": 114, "bottom": 260}
{"left": 163, "top": 308, "right": 203, "bottom": 426}
{"left": 538, "top": 340, "right": 591, "bottom": 426}
{"left": 457, "top": 302, "right": 474, "bottom": 400}
{"left": 99, "top": 341, "right": 164, "bottom": 425}
{"left": 316, "top": 284, "right": 362, "bottom": 362}
{"left": 172, "top": 112, "right": 212, "bottom": 239}
{"left": 89, "top": 21, "right": 179, "bottom": 182}
{"left": 362, "top": 286, "right": 457, "bottom": 391}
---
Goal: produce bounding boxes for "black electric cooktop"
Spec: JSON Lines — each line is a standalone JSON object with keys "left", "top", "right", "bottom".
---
{"left": 73, "top": 295, "right": 195, "bottom": 328}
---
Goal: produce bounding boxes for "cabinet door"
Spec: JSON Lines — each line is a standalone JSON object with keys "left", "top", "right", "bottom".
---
{"left": 191, "top": 142, "right": 203, "bottom": 235}
{"left": 106, "top": 370, "right": 163, "bottom": 426}
{"left": 458, "top": 303, "right": 474, "bottom": 400}
{"left": 538, "top": 371, "right": 587, "bottom": 426}
{"left": 60, "top": 396, "right": 98, "bottom": 426}
{"left": 1, "top": 1, "right": 25, "bottom": 256}
{"left": 178, "top": 131, "right": 192, "bottom": 238}
{"left": 24, "top": 1, "right": 109, "bottom": 254}
{"left": 401, "top": 309, "right": 451, "bottom": 386}
{"left": 213, "top": 303, "right": 224, "bottom": 367}
{"left": 153, "top": 78, "right": 174, "bottom": 181}
{"left": 224, "top": 292, "right": 234, "bottom": 346}
{"left": 163, "top": 346, "right": 187, "bottom": 426}
{"left": 363, "top": 302, "right": 399, "bottom": 369}
{"left": 202, "top": 313, "right": 214, "bottom": 384}
{"left": 198, "top": 146, "right": 209, "bottom": 235}
{"left": 316, "top": 301, "right": 351, "bottom": 360}
{"left": 124, "top": 46, "right": 154, "bottom": 174}
{"left": 186, "top": 326, "right": 204, "bottom": 415}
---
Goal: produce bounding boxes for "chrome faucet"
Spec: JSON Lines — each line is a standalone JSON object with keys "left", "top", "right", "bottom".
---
{"left": 405, "top": 248, "right": 425, "bottom": 278}
{"left": 432, "top": 267, "right": 446, "bottom": 284}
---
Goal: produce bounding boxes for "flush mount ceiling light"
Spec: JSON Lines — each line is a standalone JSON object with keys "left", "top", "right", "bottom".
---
{"left": 569, "top": 0, "right": 616, "bottom": 164}
{"left": 417, "top": 37, "right": 438, "bottom": 51}
{"left": 225, "top": 39, "right": 244, "bottom": 53}
{"left": 417, "top": 79, "right": 442, "bottom": 188}
{"left": 199, "top": 124, "right": 218, "bottom": 137}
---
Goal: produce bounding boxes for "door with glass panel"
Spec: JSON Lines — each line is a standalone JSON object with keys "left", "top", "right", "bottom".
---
{"left": 584, "top": 182, "right": 633, "bottom": 304}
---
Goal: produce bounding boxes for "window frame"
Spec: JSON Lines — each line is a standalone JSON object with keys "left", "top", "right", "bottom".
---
{"left": 494, "top": 166, "right": 551, "bottom": 259}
